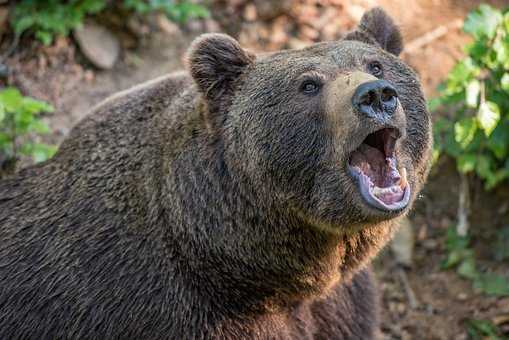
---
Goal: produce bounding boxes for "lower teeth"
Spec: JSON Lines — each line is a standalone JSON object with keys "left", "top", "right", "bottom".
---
{"left": 372, "top": 185, "right": 401, "bottom": 196}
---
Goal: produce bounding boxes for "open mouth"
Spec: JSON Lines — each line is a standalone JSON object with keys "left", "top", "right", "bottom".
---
{"left": 348, "top": 127, "right": 410, "bottom": 212}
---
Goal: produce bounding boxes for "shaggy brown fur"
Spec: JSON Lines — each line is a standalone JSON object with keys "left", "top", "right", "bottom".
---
{"left": 0, "top": 8, "right": 431, "bottom": 339}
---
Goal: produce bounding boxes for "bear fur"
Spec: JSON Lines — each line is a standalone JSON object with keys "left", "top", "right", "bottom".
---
{"left": 0, "top": 8, "right": 431, "bottom": 340}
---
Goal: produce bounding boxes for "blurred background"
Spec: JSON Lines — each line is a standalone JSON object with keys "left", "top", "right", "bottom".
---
{"left": 0, "top": 0, "right": 508, "bottom": 339}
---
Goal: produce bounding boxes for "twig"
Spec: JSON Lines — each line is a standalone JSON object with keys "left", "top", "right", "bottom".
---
{"left": 397, "top": 267, "right": 419, "bottom": 309}
{"left": 403, "top": 19, "right": 463, "bottom": 54}
{"left": 456, "top": 172, "right": 470, "bottom": 237}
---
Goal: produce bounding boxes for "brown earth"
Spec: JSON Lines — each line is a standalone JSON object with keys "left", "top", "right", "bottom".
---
{"left": 3, "top": 0, "right": 509, "bottom": 339}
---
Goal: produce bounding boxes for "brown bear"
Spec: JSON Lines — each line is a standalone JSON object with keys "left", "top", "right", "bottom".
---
{"left": 0, "top": 7, "right": 431, "bottom": 340}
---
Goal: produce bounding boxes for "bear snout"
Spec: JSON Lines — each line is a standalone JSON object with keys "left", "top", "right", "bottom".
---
{"left": 352, "top": 79, "right": 398, "bottom": 122}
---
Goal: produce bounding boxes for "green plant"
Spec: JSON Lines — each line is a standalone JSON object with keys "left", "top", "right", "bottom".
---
{"left": 0, "top": 87, "right": 56, "bottom": 165}
{"left": 466, "top": 318, "right": 507, "bottom": 340}
{"left": 431, "top": 4, "right": 509, "bottom": 190}
{"left": 123, "top": 0, "right": 209, "bottom": 23}
{"left": 442, "top": 226, "right": 509, "bottom": 296}
{"left": 10, "top": 0, "right": 209, "bottom": 45}
{"left": 11, "top": 0, "right": 106, "bottom": 45}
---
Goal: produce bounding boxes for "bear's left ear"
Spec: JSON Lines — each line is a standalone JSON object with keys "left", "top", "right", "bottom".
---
{"left": 345, "top": 7, "right": 403, "bottom": 56}
{"left": 187, "top": 33, "right": 255, "bottom": 113}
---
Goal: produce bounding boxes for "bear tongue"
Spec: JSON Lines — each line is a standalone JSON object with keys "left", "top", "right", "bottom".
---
{"left": 349, "top": 143, "right": 400, "bottom": 187}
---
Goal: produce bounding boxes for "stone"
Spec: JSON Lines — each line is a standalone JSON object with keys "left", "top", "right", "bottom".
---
{"left": 73, "top": 21, "right": 120, "bottom": 70}
{"left": 156, "top": 14, "right": 181, "bottom": 36}
{"left": 253, "top": 0, "right": 291, "bottom": 21}
{"left": 391, "top": 217, "right": 415, "bottom": 267}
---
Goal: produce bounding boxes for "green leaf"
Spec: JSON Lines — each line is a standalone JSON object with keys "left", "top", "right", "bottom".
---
{"left": 31, "top": 143, "right": 57, "bottom": 163}
{"left": 443, "top": 133, "right": 462, "bottom": 157}
{"left": 0, "top": 87, "right": 23, "bottom": 112}
{"left": 18, "top": 142, "right": 33, "bottom": 156}
{"left": 466, "top": 39, "right": 489, "bottom": 62}
{"left": 466, "top": 319, "right": 502, "bottom": 339}
{"left": 457, "top": 153, "right": 477, "bottom": 173}
{"left": 12, "top": 16, "right": 35, "bottom": 35}
{"left": 475, "top": 155, "right": 493, "bottom": 179}
{"left": 501, "top": 73, "right": 509, "bottom": 92}
{"left": 0, "top": 132, "right": 10, "bottom": 150}
{"left": 505, "top": 11, "right": 509, "bottom": 32}
{"left": 442, "top": 226, "right": 473, "bottom": 268}
{"left": 487, "top": 121, "right": 509, "bottom": 159}
{"left": 35, "top": 30, "right": 53, "bottom": 46}
{"left": 427, "top": 97, "right": 442, "bottom": 112}
{"left": 31, "top": 120, "right": 50, "bottom": 134}
{"left": 474, "top": 273, "right": 509, "bottom": 296}
{"left": 22, "top": 97, "right": 54, "bottom": 114}
{"left": 502, "top": 36, "right": 509, "bottom": 69}
{"left": 464, "top": 4, "right": 503, "bottom": 39}
{"left": 447, "top": 58, "right": 479, "bottom": 89}
{"left": 494, "top": 35, "right": 509, "bottom": 65}
{"left": 454, "top": 117, "right": 478, "bottom": 149}
{"left": 486, "top": 168, "right": 509, "bottom": 189}
{"left": 442, "top": 249, "right": 463, "bottom": 268}
{"left": 457, "top": 257, "right": 478, "bottom": 280}
{"left": 15, "top": 110, "right": 35, "bottom": 130}
{"left": 465, "top": 79, "right": 480, "bottom": 107}
{"left": 76, "top": 0, "right": 106, "bottom": 14}
{"left": 445, "top": 226, "right": 471, "bottom": 250}
{"left": 431, "top": 148, "right": 440, "bottom": 165}
{"left": 0, "top": 102, "right": 5, "bottom": 122}
{"left": 477, "top": 101, "right": 500, "bottom": 136}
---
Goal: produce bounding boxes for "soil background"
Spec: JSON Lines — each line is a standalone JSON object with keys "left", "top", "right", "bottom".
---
{"left": 3, "top": 0, "right": 509, "bottom": 339}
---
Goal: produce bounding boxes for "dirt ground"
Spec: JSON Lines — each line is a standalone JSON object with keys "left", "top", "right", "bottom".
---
{"left": 4, "top": 0, "right": 509, "bottom": 339}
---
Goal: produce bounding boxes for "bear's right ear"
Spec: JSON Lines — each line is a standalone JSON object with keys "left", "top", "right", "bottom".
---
{"left": 344, "top": 7, "right": 403, "bottom": 56}
{"left": 187, "top": 33, "right": 255, "bottom": 113}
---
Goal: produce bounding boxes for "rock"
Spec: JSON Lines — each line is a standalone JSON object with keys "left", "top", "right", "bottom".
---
{"left": 244, "top": 4, "right": 257, "bottom": 21}
{"left": 83, "top": 70, "right": 95, "bottom": 83}
{"left": 203, "top": 19, "right": 221, "bottom": 33}
{"left": 299, "top": 25, "right": 320, "bottom": 41}
{"left": 156, "top": 14, "right": 181, "bottom": 36}
{"left": 185, "top": 19, "right": 203, "bottom": 33}
{"left": 288, "top": 38, "right": 311, "bottom": 50}
{"left": 73, "top": 21, "right": 120, "bottom": 70}
{"left": 457, "top": 293, "right": 468, "bottom": 301}
{"left": 390, "top": 217, "right": 415, "bottom": 267}
{"left": 346, "top": 5, "right": 367, "bottom": 23}
{"left": 127, "top": 16, "right": 149, "bottom": 38}
{"left": 253, "top": 0, "right": 292, "bottom": 21}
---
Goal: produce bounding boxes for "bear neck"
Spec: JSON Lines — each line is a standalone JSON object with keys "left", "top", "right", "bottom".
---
{"left": 165, "top": 135, "right": 395, "bottom": 317}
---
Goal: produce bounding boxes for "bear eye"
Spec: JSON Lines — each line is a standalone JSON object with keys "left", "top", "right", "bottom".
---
{"left": 300, "top": 80, "right": 321, "bottom": 95}
{"left": 368, "top": 62, "right": 383, "bottom": 78}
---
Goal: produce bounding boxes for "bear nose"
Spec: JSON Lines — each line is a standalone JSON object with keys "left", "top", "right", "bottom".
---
{"left": 352, "top": 80, "right": 398, "bottom": 120}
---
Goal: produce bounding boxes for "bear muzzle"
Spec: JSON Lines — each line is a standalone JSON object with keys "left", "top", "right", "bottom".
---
{"left": 352, "top": 79, "right": 398, "bottom": 123}
{"left": 325, "top": 71, "right": 410, "bottom": 212}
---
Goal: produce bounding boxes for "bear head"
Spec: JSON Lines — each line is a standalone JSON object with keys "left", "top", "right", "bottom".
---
{"left": 187, "top": 8, "right": 432, "bottom": 233}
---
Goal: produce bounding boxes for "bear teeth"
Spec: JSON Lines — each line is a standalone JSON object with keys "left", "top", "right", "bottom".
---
{"left": 399, "top": 168, "right": 407, "bottom": 189}
{"left": 371, "top": 185, "right": 402, "bottom": 196}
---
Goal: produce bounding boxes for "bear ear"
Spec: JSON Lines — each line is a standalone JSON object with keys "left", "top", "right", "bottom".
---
{"left": 345, "top": 7, "right": 403, "bottom": 56}
{"left": 187, "top": 33, "right": 255, "bottom": 109}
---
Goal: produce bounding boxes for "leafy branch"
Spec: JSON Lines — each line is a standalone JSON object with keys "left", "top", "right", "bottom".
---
{"left": 9, "top": 0, "right": 209, "bottom": 46}
{"left": 0, "top": 87, "right": 56, "bottom": 174}
{"left": 432, "top": 4, "right": 509, "bottom": 191}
